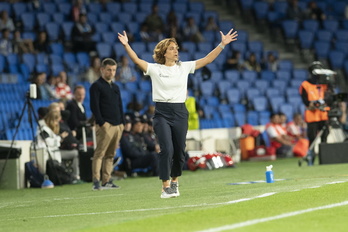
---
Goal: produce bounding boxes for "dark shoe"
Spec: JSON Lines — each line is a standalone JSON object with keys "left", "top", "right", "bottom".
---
{"left": 92, "top": 181, "right": 101, "bottom": 190}
{"left": 101, "top": 180, "right": 120, "bottom": 189}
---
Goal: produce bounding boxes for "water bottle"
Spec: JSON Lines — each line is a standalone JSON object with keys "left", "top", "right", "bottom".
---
{"left": 265, "top": 165, "right": 274, "bottom": 183}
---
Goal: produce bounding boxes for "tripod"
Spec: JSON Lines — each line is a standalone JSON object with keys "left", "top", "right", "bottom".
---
{"left": 0, "top": 92, "right": 61, "bottom": 186}
{"left": 299, "top": 116, "right": 346, "bottom": 166}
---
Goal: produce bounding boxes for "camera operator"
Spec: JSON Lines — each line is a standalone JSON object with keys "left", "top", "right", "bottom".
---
{"left": 299, "top": 61, "right": 330, "bottom": 154}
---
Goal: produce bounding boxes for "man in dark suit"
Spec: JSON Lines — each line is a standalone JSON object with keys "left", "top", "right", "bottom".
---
{"left": 66, "top": 85, "right": 88, "bottom": 140}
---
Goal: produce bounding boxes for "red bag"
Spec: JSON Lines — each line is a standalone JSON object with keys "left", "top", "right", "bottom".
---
{"left": 292, "top": 138, "right": 309, "bottom": 157}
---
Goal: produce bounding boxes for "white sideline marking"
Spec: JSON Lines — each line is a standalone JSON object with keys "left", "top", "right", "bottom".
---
{"left": 0, "top": 192, "right": 276, "bottom": 221}
{"left": 198, "top": 201, "right": 348, "bottom": 232}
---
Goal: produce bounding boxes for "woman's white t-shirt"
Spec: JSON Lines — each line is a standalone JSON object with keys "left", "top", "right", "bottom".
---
{"left": 145, "top": 61, "right": 196, "bottom": 103}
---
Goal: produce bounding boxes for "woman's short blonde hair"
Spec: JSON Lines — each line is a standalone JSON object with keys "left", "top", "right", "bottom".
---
{"left": 152, "top": 38, "right": 178, "bottom": 64}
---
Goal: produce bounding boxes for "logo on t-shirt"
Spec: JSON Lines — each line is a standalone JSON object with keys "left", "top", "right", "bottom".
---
{"left": 159, "top": 73, "right": 170, "bottom": 78}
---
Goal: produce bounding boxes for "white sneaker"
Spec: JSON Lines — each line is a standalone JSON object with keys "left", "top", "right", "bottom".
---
{"left": 170, "top": 181, "right": 180, "bottom": 197}
{"left": 160, "top": 187, "right": 177, "bottom": 199}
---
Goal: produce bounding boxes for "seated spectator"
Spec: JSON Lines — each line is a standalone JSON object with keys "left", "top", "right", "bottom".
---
{"left": 71, "top": 0, "right": 87, "bottom": 22}
{"left": 243, "top": 53, "right": 261, "bottom": 72}
{"left": 0, "top": 28, "right": 13, "bottom": 56}
{"left": 262, "top": 52, "right": 278, "bottom": 71}
{"left": 71, "top": 13, "right": 95, "bottom": 53}
{"left": 287, "top": 0, "right": 305, "bottom": 21}
{"left": 0, "top": 10, "right": 15, "bottom": 32}
{"left": 305, "top": 1, "right": 326, "bottom": 23}
{"left": 46, "top": 103, "right": 81, "bottom": 181}
{"left": 265, "top": 113, "right": 293, "bottom": 158}
{"left": 204, "top": 16, "right": 220, "bottom": 32}
{"left": 31, "top": 72, "right": 57, "bottom": 100}
{"left": 55, "top": 71, "right": 73, "bottom": 100}
{"left": 33, "top": 31, "right": 50, "bottom": 54}
{"left": 279, "top": 112, "right": 287, "bottom": 130}
{"left": 223, "top": 50, "right": 244, "bottom": 71}
{"left": 136, "top": 23, "right": 153, "bottom": 42}
{"left": 13, "top": 30, "right": 35, "bottom": 54}
{"left": 141, "top": 115, "right": 160, "bottom": 153}
{"left": 143, "top": 4, "right": 165, "bottom": 41}
{"left": 183, "top": 17, "right": 204, "bottom": 43}
{"left": 120, "top": 116, "right": 159, "bottom": 177}
{"left": 287, "top": 113, "right": 307, "bottom": 140}
{"left": 116, "top": 55, "right": 137, "bottom": 83}
{"left": 66, "top": 85, "right": 88, "bottom": 140}
{"left": 81, "top": 55, "right": 101, "bottom": 83}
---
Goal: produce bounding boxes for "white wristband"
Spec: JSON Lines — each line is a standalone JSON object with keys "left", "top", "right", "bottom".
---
{"left": 218, "top": 43, "right": 225, "bottom": 49}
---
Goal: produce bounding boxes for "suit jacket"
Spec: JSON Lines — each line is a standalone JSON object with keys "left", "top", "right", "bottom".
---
{"left": 66, "top": 99, "right": 87, "bottom": 132}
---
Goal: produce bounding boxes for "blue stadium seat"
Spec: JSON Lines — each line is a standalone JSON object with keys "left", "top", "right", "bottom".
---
{"left": 335, "top": 30, "right": 348, "bottom": 42}
{"left": 254, "top": 80, "right": 269, "bottom": 94}
{"left": 231, "top": 41, "right": 247, "bottom": 55}
{"left": 247, "top": 111, "right": 259, "bottom": 126}
{"left": 275, "top": 70, "right": 291, "bottom": 81}
{"left": 49, "top": 54, "right": 63, "bottom": 65}
{"left": 61, "top": 22, "right": 74, "bottom": 41}
{"left": 248, "top": 40, "right": 264, "bottom": 54}
{"left": 236, "top": 80, "right": 250, "bottom": 98}
{"left": 287, "top": 96, "right": 302, "bottom": 113}
{"left": 272, "top": 79, "right": 287, "bottom": 92}
{"left": 51, "top": 63, "right": 64, "bottom": 76}
{"left": 226, "top": 88, "right": 241, "bottom": 105}
{"left": 219, "top": 20, "right": 234, "bottom": 33}
{"left": 76, "top": 52, "right": 90, "bottom": 70}
{"left": 50, "top": 43, "right": 64, "bottom": 56}
{"left": 45, "top": 22, "right": 60, "bottom": 41}
{"left": 202, "top": 31, "right": 216, "bottom": 42}
{"left": 279, "top": 103, "right": 294, "bottom": 121}
{"left": 235, "top": 30, "right": 248, "bottom": 42}
{"left": 273, "top": 1, "right": 288, "bottom": 17}
{"left": 197, "top": 42, "right": 214, "bottom": 53}
{"left": 127, "top": 22, "right": 139, "bottom": 35}
{"left": 281, "top": 20, "right": 299, "bottom": 40}
{"left": 106, "top": 2, "right": 121, "bottom": 16}
{"left": 234, "top": 112, "right": 246, "bottom": 126}
{"left": 173, "top": 2, "right": 188, "bottom": 14}
{"left": 314, "top": 41, "right": 331, "bottom": 60}
{"left": 181, "top": 41, "right": 196, "bottom": 55}
{"left": 277, "top": 60, "right": 293, "bottom": 71}
{"left": 290, "top": 79, "right": 303, "bottom": 88}
{"left": 298, "top": 30, "right": 314, "bottom": 50}
{"left": 94, "top": 22, "right": 109, "bottom": 34}
{"left": 328, "top": 50, "right": 345, "bottom": 70}
{"left": 217, "top": 80, "right": 232, "bottom": 99}
{"left": 322, "top": 20, "right": 339, "bottom": 33}
{"left": 253, "top": 1, "right": 269, "bottom": 20}
{"left": 239, "top": 0, "right": 254, "bottom": 11}
{"left": 52, "top": 12, "right": 65, "bottom": 24}
{"left": 188, "top": 1, "right": 204, "bottom": 13}
{"left": 206, "top": 96, "right": 220, "bottom": 107}
{"left": 21, "top": 13, "right": 35, "bottom": 31}
{"left": 293, "top": 69, "right": 308, "bottom": 80}
{"left": 200, "top": 81, "right": 215, "bottom": 97}
{"left": 22, "top": 53, "right": 36, "bottom": 73}
{"left": 286, "top": 88, "right": 300, "bottom": 98}
{"left": 57, "top": 2, "right": 71, "bottom": 16}
{"left": 269, "top": 96, "right": 285, "bottom": 112}
{"left": 116, "top": 13, "right": 132, "bottom": 26}
{"left": 224, "top": 70, "right": 240, "bottom": 83}
{"left": 122, "top": 2, "right": 138, "bottom": 14}
{"left": 316, "top": 30, "right": 333, "bottom": 42}
{"left": 139, "top": 80, "right": 152, "bottom": 92}
{"left": 241, "top": 70, "right": 257, "bottom": 82}
{"left": 96, "top": 43, "right": 113, "bottom": 59}
{"left": 246, "top": 88, "right": 261, "bottom": 100}
{"left": 302, "top": 19, "right": 319, "bottom": 33}
{"left": 12, "top": 2, "right": 28, "bottom": 21}
{"left": 260, "top": 70, "right": 275, "bottom": 82}
{"left": 252, "top": 96, "right": 268, "bottom": 112}
{"left": 110, "top": 22, "right": 125, "bottom": 33}
{"left": 210, "top": 71, "right": 224, "bottom": 82}
{"left": 101, "top": 32, "right": 116, "bottom": 44}
{"left": 87, "top": 2, "right": 102, "bottom": 14}
{"left": 99, "top": 12, "right": 113, "bottom": 24}
{"left": 37, "top": 13, "right": 51, "bottom": 31}
{"left": 334, "top": 41, "right": 348, "bottom": 55}
{"left": 63, "top": 52, "right": 78, "bottom": 73}
{"left": 0, "top": 54, "right": 5, "bottom": 73}
{"left": 43, "top": 2, "right": 57, "bottom": 14}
